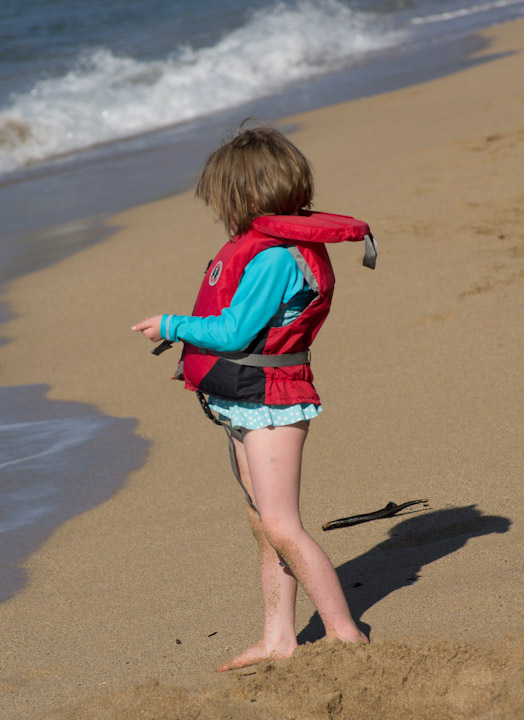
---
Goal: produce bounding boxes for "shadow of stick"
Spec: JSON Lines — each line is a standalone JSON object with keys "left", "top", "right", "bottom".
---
{"left": 297, "top": 504, "right": 511, "bottom": 644}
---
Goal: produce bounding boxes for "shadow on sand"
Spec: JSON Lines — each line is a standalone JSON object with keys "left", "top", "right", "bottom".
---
{"left": 0, "top": 384, "right": 150, "bottom": 603}
{"left": 297, "top": 504, "right": 511, "bottom": 643}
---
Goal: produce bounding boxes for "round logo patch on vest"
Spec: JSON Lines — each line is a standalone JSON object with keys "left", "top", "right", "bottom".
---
{"left": 209, "top": 260, "right": 222, "bottom": 286}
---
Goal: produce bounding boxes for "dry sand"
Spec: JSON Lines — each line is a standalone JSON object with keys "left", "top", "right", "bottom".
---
{"left": 1, "top": 18, "right": 524, "bottom": 720}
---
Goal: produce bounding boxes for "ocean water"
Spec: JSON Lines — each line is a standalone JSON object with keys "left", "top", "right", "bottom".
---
{"left": 0, "top": 386, "right": 150, "bottom": 601}
{"left": 1, "top": 0, "right": 524, "bottom": 600}
{"left": 1, "top": 0, "right": 523, "bottom": 179}
{"left": 0, "top": 0, "right": 523, "bottom": 273}
{"left": 1, "top": 0, "right": 523, "bottom": 259}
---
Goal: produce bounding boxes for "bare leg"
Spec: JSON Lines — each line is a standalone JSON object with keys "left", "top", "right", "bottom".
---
{"left": 242, "top": 423, "right": 367, "bottom": 645}
{"left": 216, "top": 435, "right": 299, "bottom": 672}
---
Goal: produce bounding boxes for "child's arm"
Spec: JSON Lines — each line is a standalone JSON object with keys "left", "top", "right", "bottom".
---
{"left": 132, "top": 247, "right": 305, "bottom": 351}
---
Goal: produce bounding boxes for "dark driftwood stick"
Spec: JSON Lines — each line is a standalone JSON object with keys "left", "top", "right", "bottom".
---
{"left": 322, "top": 499, "right": 428, "bottom": 531}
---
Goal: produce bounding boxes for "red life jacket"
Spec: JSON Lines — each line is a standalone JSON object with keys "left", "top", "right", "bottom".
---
{"left": 177, "top": 211, "right": 372, "bottom": 405}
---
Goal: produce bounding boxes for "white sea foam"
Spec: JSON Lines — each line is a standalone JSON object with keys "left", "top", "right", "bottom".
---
{"left": 0, "top": 417, "right": 101, "bottom": 470}
{"left": 0, "top": 0, "right": 404, "bottom": 174}
{"left": 410, "top": 0, "right": 524, "bottom": 25}
{"left": 0, "top": 415, "right": 112, "bottom": 533}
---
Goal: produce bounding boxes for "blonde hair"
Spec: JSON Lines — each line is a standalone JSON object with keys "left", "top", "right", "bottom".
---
{"left": 195, "top": 121, "right": 314, "bottom": 236}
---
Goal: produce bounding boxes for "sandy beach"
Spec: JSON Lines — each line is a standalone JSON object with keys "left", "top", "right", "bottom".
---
{"left": 1, "top": 17, "right": 524, "bottom": 720}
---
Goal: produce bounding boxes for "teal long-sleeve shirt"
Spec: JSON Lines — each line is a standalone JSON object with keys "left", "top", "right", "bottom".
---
{"left": 160, "top": 246, "right": 315, "bottom": 352}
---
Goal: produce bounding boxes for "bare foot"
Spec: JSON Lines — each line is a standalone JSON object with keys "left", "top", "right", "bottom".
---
{"left": 354, "top": 630, "right": 370, "bottom": 644}
{"left": 326, "top": 628, "right": 369, "bottom": 644}
{"left": 216, "top": 639, "right": 297, "bottom": 672}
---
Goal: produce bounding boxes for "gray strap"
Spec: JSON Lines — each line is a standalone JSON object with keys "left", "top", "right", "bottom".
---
{"left": 196, "top": 391, "right": 258, "bottom": 512}
{"left": 285, "top": 245, "right": 319, "bottom": 292}
{"left": 363, "top": 233, "right": 378, "bottom": 269}
{"left": 174, "top": 359, "right": 184, "bottom": 379}
{"left": 213, "top": 350, "right": 310, "bottom": 367}
{"left": 223, "top": 423, "right": 259, "bottom": 514}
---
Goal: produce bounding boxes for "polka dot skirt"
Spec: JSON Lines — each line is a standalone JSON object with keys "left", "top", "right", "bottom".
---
{"left": 208, "top": 397, "right": 323, "bottom": 430}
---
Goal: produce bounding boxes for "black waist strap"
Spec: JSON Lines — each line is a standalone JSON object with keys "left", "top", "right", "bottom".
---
{"left": 210, "top": 349, "right": 310, "bottom": 367}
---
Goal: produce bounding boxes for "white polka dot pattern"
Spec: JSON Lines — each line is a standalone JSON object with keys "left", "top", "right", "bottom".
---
{"left": 207, "top": 397, "right": 322, "bottom": 429}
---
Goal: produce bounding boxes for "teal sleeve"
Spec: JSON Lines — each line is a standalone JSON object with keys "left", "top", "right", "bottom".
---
{"left": 160, "top": 247, "right": 305, "bottom": 351}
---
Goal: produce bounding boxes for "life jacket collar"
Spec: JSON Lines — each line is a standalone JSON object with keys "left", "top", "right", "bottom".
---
{"left": 252, "top": 211, "right": 371, "bottom": 244}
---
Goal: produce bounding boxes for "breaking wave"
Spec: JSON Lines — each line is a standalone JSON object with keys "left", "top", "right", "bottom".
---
{"left": 0, "top": 0, "right": 404, "bottom": 174}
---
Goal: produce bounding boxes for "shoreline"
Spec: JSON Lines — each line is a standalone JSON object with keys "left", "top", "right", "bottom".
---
{"left": 0, "top": 384, "right": 149, "bottom": 603}
{"left": 1, "top": 17, "right": 524, "bottom": 720}
{"left": 0, "top": 17, "right": 514, "bottom": 288}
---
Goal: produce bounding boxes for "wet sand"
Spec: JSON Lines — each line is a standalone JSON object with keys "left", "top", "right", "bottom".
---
{"left": 1, "top": 18, "right": 524, "bottom": 720}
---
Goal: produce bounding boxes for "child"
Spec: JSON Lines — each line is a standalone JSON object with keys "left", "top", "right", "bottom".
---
{"left": 132, "top": 123, "right": 374, "bottom": 672}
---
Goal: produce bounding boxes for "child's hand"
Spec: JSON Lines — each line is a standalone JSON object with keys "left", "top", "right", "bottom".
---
{"left": 132, "top": 315, "right": 163, "bottom": 342}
